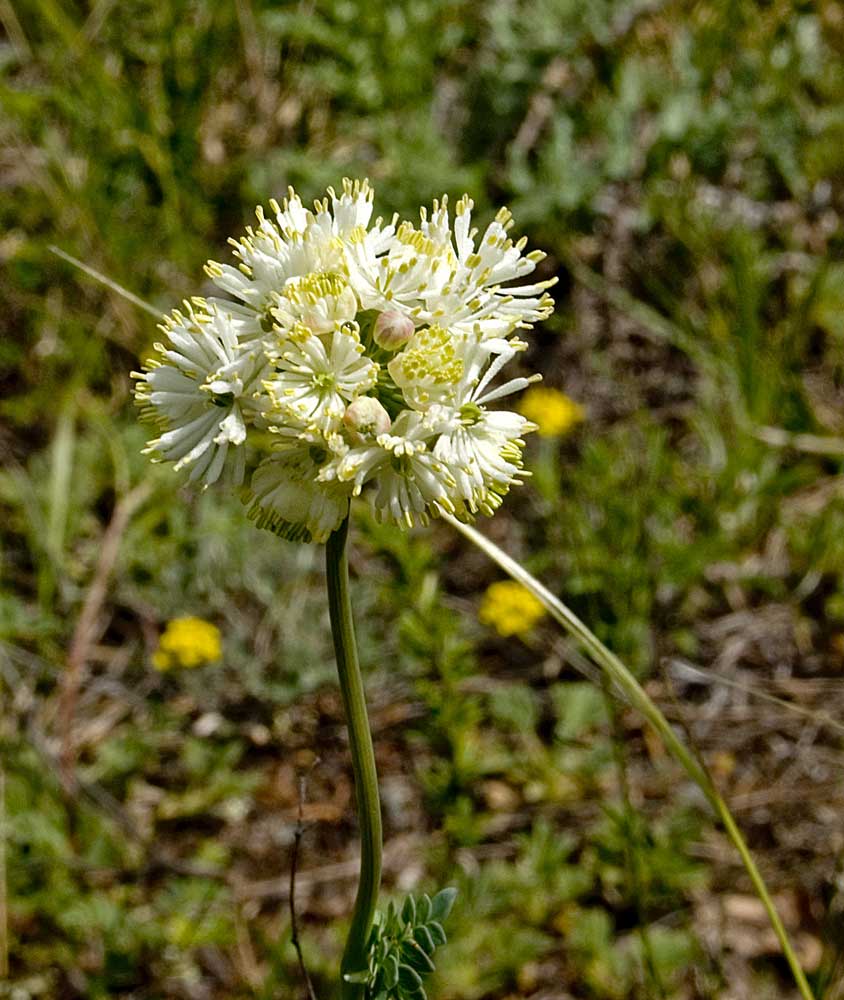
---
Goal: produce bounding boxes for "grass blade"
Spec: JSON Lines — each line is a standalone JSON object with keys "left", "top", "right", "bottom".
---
{"left": 48, "top": 245, "right": 163, "bottom": 318}
{"left": 445, "top": 513, "right": 815, "bottom": 1000}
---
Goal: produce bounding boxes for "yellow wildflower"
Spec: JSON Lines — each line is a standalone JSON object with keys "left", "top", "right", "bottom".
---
{"left": 518, "top": 387, "right": 584, "bottom": 438}
{"left": 153, "top": 616, "right": 222, "bottom": 671}
{"left": 479, "top": 581, "right": 546, "bottom": 638}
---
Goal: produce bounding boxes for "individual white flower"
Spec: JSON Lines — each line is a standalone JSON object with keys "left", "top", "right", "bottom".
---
{"left": 246, "top": 432, "right": 350, "bottom": 543}
{"left": 387, "top": 326, "right": 539, "bottom": 412}
{"left": 386, "top": 324, "right": 464, "bottom": 410}
{"left": 433, "top": 406, "right": 536, "bottom": 516}
{"left": 270, "top": 271, "right": 359, "bottom": 335}
{"left": 345, "top": 195, "right": 556, "bottom": 339}
{"left": 133, "top": 301, "right": 265, "bottom": 485}
{"left": 421, "top": 197, "right": 557, "bottom": 336}
{"left": 264, "top": 325, "right": 379, "bottom": 431}
{"left": 319, "top": 408, "right": 457, "bottom": 527}
{"left": 204, "top": 179, "right": 395, "bottom": 324}
{"left": 344, "top": 220, "right": 457, "bottom": 319}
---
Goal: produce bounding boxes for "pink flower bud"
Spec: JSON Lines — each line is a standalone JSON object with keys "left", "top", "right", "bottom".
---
{"left": 372, "top": 310, "right": 415, "bottom": 350}
{"left": 343, "top": 397, "right": 392, "bottom": 442}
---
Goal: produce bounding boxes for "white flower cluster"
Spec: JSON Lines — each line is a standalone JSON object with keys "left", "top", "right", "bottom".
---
{"left": 134, "top": 180, "right": 555, "bottom": 542}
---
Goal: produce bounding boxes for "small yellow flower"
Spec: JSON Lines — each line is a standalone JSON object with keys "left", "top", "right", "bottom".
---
{"left": 153, "top": 616, "right": 222, "bottom": 671}
{"left": 518, "top": 387, "right": 584, "bottom": 438}
{"left": 478, "top": 581, "right": 546, "bottom": 638}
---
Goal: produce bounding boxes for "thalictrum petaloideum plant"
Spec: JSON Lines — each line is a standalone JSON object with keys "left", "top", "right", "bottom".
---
{"left": 132, "top": 179, "right": 551, "bottom": 996}
{"left": 56, "top": 180, "right": 813, "bottom": 999}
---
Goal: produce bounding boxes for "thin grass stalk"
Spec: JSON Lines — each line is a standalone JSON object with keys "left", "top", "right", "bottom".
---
{"left": 443, "top": 513, "right": 815, "bottom": 1000}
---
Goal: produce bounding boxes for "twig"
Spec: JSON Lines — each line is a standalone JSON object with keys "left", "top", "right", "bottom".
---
{"left": 290, "top": 769, "right": 318, "bottom": 1000}
{"left": 58, "top": 481, "right": 151, "bottom": 784}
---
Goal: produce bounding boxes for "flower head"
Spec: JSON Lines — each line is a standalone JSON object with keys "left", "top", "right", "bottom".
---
{"left": 478, "top": 581, "right": 546, "bottom": 638}
{"left": 135, "top": 180, "right": 556, "bottom": 541}
{"left": 153, "top": 617, "right": 222, "bottom": 671}
{"left": 518, "top": 387, "right": 584, "bottom": 438}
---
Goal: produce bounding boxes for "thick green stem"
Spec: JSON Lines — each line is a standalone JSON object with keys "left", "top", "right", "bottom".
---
{"left": 326, "top": 515, "right": 383, "bottom": 998}
{"left": 444, "top": 513, "right": 815, "bottom": 1000}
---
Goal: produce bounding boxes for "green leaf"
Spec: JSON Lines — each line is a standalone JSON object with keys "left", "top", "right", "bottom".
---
{"left": 403, "top": 941, "right": 436, "bottom": 974}
{"left": 427, "top": 920, "right": 446, "bottom": 947}
{"left": 416, "top": 893, "right": 432, "bottom": 923}
{"left": 430, "top": 887, "right": 457, "bottom": 922}
{"left": 385, "top": 951, "right": 400, "bottom": 989}
{"left": 550, "top": 682, "right": 607, "bottom": 741}
{"left": 401, "top": 894, "right": 417, "bottom": 925}
{"left": 398, "top": 963, "right": 424, "bottom": 991}
{"left": 413, "top": 924, "right": 436, "bottom": 954}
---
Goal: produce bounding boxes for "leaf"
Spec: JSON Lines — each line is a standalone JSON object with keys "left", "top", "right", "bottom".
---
{"left": 403, "top": 940, "right": 436, "bottom": 974}
{"left": 385, "top": 951, "right": 400, "bottom": 989}
{"left": 398, "top": 962, "right": 424, "bottom": 990}
{"left": 413, "top": 924, "right": 436, "bottom": 954}
{"left": 427, "top": 921, "right": 446, "bottom": 947}
{"left": 401, "top": 894, "right": 417, "bottom": 925}
{"left": 416, "top": 893, "right": 432, "bottom": 923}
{"left": 430, "top": 887, "right": 457, "bottom": 922}
{"left": 550, "top": 682, "right": 607, "bottom": 741}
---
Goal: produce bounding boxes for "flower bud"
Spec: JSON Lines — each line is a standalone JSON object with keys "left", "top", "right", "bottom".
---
{"left": 372, "top": 310, "right": 415, "bottom": 351}
{"left": 343, "top": 396, "right": 391, "bottom": 442}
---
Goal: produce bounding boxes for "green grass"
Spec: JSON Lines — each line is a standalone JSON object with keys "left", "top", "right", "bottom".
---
{"left": 2, "top": 0, "right": 844, "bottom": 997}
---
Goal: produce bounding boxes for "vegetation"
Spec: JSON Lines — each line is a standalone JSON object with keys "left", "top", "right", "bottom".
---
{"left": 2, "top": 1, "right": 843, "bottom": 997}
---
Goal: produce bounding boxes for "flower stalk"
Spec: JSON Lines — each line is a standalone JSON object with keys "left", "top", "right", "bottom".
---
{"left": 446, "top": 513, "right": 815, "bottom": 1000}
{"left": 326, "top": 513, "right": 383, "bottom": 997}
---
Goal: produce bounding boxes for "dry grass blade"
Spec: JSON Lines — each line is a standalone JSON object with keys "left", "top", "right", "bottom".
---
{"left": 48, "top": 245, "right": 163, "bottom": 318}
{"left": 58, "top": 481, "right": 152, "bottom": 783}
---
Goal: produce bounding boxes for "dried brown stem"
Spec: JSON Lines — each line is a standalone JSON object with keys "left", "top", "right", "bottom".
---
{"left": 58, "top": 481, "right": 151, "bottom": 786}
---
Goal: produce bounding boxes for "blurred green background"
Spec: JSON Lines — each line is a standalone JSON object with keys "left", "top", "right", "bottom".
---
{"left": 2, "top": 0, "right": 844, "bottom": 997}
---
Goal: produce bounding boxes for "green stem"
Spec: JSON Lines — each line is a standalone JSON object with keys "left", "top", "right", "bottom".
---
{"left": 326, "top": 515, "right": 383, "bottom": 998}
{"left": 444, "top": 513, "right": 815, "bottom": 1000}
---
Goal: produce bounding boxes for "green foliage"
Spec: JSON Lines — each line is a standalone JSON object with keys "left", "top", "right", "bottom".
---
{"left": 351, "top": 889, "right": 457, "bottom": 1000}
